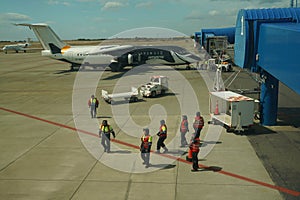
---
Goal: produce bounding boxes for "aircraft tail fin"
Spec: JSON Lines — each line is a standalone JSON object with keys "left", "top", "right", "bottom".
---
{"left": 16, "top": 23, "right": 67, "bottom": 50}
{"left": 49, "top": 43, "right": 61, "bottom": 54}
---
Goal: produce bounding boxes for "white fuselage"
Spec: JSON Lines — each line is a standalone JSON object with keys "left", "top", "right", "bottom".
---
{"left": 44, "top": 45, "right": 197, "bottom": 67}
{"left": 44, "top": 45, "right": 131, "bottom": 66}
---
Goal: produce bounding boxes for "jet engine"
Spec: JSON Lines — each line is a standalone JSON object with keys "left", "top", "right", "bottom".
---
{"left": 128, "top": 53, "right": 133, "bottom": 65}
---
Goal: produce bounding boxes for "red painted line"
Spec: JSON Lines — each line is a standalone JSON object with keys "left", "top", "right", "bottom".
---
{"left": 218, "top": 170, "right": 300, "bottom": 197}
{"left": 1, "top": 106, "right": 299, "bottom": 197}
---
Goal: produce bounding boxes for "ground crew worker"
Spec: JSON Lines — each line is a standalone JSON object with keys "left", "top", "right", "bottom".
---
{"left": 99, "top": 120, "right": 115, "bottom": 153}
{"left": 156, "top": 120, "right": 168, "bottom": 153}
{"left": 140, "top": 128, "right": 152, "bottom": 168}
{"left": 193, "top": 111, "right": 204, "bottom": 139}
{"left": 88, "top": 95, "right": 99, "bottom": 118}
{"left": 190, "top": 137, "right": 200, "bottom": 171}
{"left": 180, "top": 115, "right": 189, "bottom": 147}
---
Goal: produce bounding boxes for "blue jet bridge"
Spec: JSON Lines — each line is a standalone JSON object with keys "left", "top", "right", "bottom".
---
{"left": 234, "top": 7, "right": 300, "bottom": 125}
{"left": 195, "top": 27, "right": 235, "bottom": 47}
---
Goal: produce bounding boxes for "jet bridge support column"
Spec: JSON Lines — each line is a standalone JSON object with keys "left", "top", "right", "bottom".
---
{"left": 260, "top": 71, "right": 279, "bottom": 125}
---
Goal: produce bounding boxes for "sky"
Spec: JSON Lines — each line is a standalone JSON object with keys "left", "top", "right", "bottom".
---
{"left": 0, "top": 0, "right": 292, "bottom": 41}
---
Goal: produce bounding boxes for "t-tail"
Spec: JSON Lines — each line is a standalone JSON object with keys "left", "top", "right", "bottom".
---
{"left": 15, "top": 23, "right": 67, "bottom": 54}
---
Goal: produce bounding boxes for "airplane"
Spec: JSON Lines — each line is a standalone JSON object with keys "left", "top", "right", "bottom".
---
{"left": 2, "top": 38, "right": 31, "bottom": 54}
{"left": 16, "top": 23, "right": 201, "bottom": 71}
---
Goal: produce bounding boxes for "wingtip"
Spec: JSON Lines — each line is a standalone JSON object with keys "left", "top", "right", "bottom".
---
{"left": 14, "top": 23, "right": 49, "bottom": 27}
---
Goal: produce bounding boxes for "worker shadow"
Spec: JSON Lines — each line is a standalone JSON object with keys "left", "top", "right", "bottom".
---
{"left": 149, "top": 164, "right": 176, "bottom": 169}
{"left": 200, "top": 141, "right": 222, "bottom": 148}
{"left": 109, "top": 150, "right": 132, "bottom": 154}
{"left": 165, "top": 150, "right": 188, "bottom": 156}
{"left": 200, "top": 166, "right": 223, "bottom": 172}
{"left": 97, "top": 116, "right": 112, "bottom": 119}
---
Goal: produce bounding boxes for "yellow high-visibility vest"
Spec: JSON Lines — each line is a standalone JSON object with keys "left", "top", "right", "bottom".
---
{"left": 100, "top": 125, "right": 112, "bottom": 133}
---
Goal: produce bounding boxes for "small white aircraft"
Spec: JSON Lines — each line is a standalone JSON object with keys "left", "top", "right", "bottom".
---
{"left": 16, "top": 23, "right": 201, "bottom": 71}
{"left": 2, "top": 38, "right": 31, "bottom": 54}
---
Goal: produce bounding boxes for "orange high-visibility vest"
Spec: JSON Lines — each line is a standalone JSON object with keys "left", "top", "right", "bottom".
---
{"left": 193, "top": 116, "right": 204, "bottom": 129}
{"left": 190, "top": 138, "right": 200, "bottom": 153}
{"left": 180, "top": 119, "right": 188, "bottom": 133}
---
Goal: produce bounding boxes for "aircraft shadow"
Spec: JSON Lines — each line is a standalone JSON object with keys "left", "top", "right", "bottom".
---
{"left": 54, "top": 66, "right": 107, "bottom": 74}
{"left": 54, "top": 69, "right": 76, "bottom": 74}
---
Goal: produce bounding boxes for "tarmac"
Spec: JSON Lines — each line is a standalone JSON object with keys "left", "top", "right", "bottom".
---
{"left": 0, "top": 49, "right": 299, "bottom": 200}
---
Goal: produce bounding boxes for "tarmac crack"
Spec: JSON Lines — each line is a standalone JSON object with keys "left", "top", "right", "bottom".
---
{"left": 68, "top": 156, "right": 99, "bottom": 200}
{"left": 0, "top": 126, "right": 63, "bottom": 173}
{"left": 124, "top": 178, "right": 132, "bottom": 200}
{"left": 174, "top": 160, "right": 179, "bottom": 200}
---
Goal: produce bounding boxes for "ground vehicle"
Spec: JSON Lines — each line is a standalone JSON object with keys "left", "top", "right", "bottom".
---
{"left": 216, "top": 60, "right": 232, "bottom": 72}
{"left": 209, "top": 91, "right": 254, "bottom": 132}
{"left": 202, "top": 58, "right": 232, "bottom": 72}
{"left": 139, "top": 76, "right": 168, "bottom": 97}
{"left": 101, "top": 87, "right": 141, "bottom": 104}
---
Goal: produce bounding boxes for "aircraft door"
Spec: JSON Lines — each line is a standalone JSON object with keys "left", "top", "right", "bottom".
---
{"left": 132, "top": 53, "right": 142, "bottom": 65}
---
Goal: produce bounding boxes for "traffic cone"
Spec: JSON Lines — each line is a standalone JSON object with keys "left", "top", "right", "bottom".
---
{"left": 214, "top": 101, "right": 220, "bottom": 115}
{"left": 186, "top": 149, "right": 192, "bottom": 162}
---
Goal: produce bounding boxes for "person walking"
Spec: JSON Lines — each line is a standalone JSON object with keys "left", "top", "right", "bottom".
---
{"left": 156, "top": 120, "right": 168, "bottom": 153}
{"left": 180, "top": 115, "right": 189, "bottom": 147}
{"left": 140, "top": 128, "right": 152, "bottom": 168}
{"left": 190, "top": 137, "right": 200, "bottom": 171}
{"left": 99, "top": 120, "right": 115, "bottom": 153}
{"left": 88, "top": 94, "right": 99, "bottom": 118}
{"left": 193, "top": 111, "right": 204, "bottom": 139}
